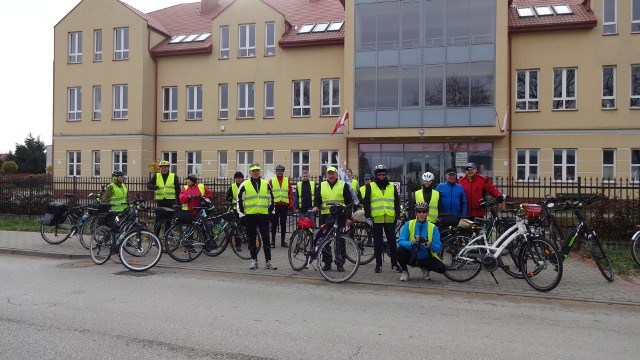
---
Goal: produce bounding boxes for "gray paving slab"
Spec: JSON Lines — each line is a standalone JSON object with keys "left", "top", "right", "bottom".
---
{"left": 1, "top": 230, "right": 639, "bottom": 306}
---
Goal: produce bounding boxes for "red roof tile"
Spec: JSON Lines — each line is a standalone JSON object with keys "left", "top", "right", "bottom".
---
{"left": 509, "top": 0, "right": 597, "bottom": 33}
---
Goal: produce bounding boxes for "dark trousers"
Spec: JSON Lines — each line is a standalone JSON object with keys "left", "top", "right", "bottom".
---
{"left": 245, "top": 214, "right": 271, "bottom": 262}
{"left": 318, "top": 214, "right": 346, "bottom": 265}
{"left": 372, "top": 222, "right": 398, "bottom": 268}
{"left": 270, "top": 205, "right": 289, "bottom": 245}
{"left": 396, "top": 246, "right": 446, "bottom": 274}
{"left": 155, "top": 199, "right": 176, "bottom": 233}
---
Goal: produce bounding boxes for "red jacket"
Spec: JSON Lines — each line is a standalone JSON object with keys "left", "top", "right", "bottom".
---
{"left": 458, "top": 175, "right": 502, "bottom": 218}
{"left": 269, "top": 176, "right": 294, "bottom": 208}
{"left": 179, "top": 183, "right": 213, "bottom": 213}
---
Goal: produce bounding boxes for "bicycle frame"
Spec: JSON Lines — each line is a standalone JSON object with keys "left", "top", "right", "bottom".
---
{"left": 454, "top": 218, "right": 525, "bottom": 262}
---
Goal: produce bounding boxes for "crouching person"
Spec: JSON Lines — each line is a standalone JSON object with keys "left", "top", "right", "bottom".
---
{"left": 396, "top": 202, "right": 446, "bottom": 281}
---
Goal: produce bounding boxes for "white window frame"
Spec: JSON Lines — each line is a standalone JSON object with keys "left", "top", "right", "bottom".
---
{"left": 218, "top": 151, "right": 228, "bottom": 178}
{"left": 92, "top": 150, "right": 100, "bottom": 177}
{"left": 602, "top": 66, "right": 616, "bottom": 109}
{"left": 602, "top": 149, "right": 616, "bottom": 182}
{"left": 320, "top": 151, "right": 340, "bottom": 175}
{"left": 239, "top": 24, "right": 256, "bottom": 57}
{"left": 633, "top": 0, "right": 640, "bottom": 32}
{"left": 68, "top": 32, "right": 82, "bottom": 63}
{"left": 114, "top": 27, "right": 129, "bottom": 60}
{"left": 187, "top": 85, "right": 203, "bottom": 120}
{"left": 237, "top": 83, "right": 255, "bottom": 118}
{"left": 67, "top": 151, "right": 81, "bottom": 177}
{"left": 603, "top": 0, "right": 617, "bottom": 35}
{"left": 321, "top": 79, "right": 340, "bottom": 116}
{"left": 264, "top": 81, "right": 274, "bottom": 118}
{"left": 632, "top": 65, "right": 640, "bottom": 108}
{"left": 113, "top": 84, "right": 128, "bottom": 119}
{"left": 219, "top": 84, "right": 229, "bottom": 119}
{"left": 161, "top": 151, "right": 178, "bottom": 174}
{"left": 163, "top": 87, "right": 178, "bottom": 120}
{"left": 516, "top": 149, "right": 539, "bottom": 181}
{"left": 265, "top": 22, "right": 276, "bottom": 56}
{"left": 263, "top": 150, "right": 274, "bottom": 173}
{"left": 292, "top": 80, "right": 311, "bottom": 117}
{"left": 553, "top": 149, "right": 577, "bottom": 182}
{"left": 92, "top": 85, "right": 101, "bottom": 120}
{"left": 93, "top": 30, "right": 102, "bottom": 62}
{"left": 68, "top": 87, "right": 82, "bottom": 121}
{"left": 292, "top": 150, "right": 310, "bottom": 179}
{"left": 219, "top": 26, "right": 229, "bottom": 59}
{"left": 632, "top": 149, "right": 640, "bottom": 181}
{"left": 237, "top": 151, "right": 254, "bottom": 176}
{"left": 113, "top": 150, "right": 127, "bottom": 173}
{"left": 552, "top": 68, "right": 577, "bottom": 110}
{"left": 515, "top": 69, "right": 539, "bottom": 111}
{"left": 186, "top": 151, "right": 202, "bottom": 176}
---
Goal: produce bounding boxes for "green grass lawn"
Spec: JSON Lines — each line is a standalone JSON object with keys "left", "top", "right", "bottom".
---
{"left": 0, "top": 217, "right": 41, "bottom": 232}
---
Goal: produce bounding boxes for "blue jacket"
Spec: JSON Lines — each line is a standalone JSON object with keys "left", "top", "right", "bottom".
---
{"left": 397, "top": 219, "right": 441, "bottom": 260}
{"left": 435, "top": 181, "right": 467, "bottom": 217}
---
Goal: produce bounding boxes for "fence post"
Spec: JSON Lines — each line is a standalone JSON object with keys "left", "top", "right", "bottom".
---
{"left": 577, "top": 176, "right": 582, "bottom": 200}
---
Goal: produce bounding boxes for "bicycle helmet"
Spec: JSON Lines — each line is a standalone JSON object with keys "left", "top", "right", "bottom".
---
{"left": 275, "top": 165, "right": 285, "bottom": 171}
{"left": 112, "top": 170, "right": 125, "bottom": 177}
{"left": 414, "top": 202, "right": 428, "bottom": 211}
{"left": 421, "top": 172, "right": 434, "bottom": 182}
{"left": 374, "top": 164, "right": 387, "bottom": 174}
{"left": 158, "top": 160, "right": 170, "bottom": 167}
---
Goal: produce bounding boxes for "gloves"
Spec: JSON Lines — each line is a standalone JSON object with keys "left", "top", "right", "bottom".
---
{"left": 268, "top": 204, "right": 275, "bottom": 214}
{"left": 188, "top": 195, "right": 194, "bottom": 200}
{"left": 497, "top": 194, "right": 507, "bottom": 203}
{"left": 365, "top": 218, "right": 373, "bottom": 228}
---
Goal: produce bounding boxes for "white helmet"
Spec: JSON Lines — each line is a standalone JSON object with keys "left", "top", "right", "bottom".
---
{"left": 421, "top": 172, "right": 434, "bottom": 182}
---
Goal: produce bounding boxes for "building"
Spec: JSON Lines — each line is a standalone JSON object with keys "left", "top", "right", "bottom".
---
{"left": 52, "top": 0, "right": 640, "bottom": 195}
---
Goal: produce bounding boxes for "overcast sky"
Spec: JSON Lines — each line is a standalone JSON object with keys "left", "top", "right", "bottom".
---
{"left": 0, "top": 0, "right": 192, "bottom": 153}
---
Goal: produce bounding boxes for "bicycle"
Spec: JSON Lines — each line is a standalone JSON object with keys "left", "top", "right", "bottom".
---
{"left": 557, "top": 194, "right": 614, "bottom": 282}
{"left": 41, "top": 193, "right": 100, "bottom": 249}
{"left": 631, "top": 225, "right": 640, "bottom": 267}
{"left": 200, "top": 204, "right": 262, "bottom": 261}
{"left": 287, "top": 204, "right": 361, "bottom": 283}
{"left": 89, "top": 199, "right": 162, "bottom": 272}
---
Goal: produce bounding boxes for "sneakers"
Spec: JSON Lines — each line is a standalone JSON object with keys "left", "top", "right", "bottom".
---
{"left": 391, "top": 265, "right": 402, "bottom": 273}
{"left": 375, "top": 266, "right": 382, "bottom": 273}
{"left": 420, "top": 267, "right": 431, "bottom": 280}
{"left": 336, "top": 264, "right": 345, "bottom": 272}
{"left": 265, "top": 261, "right": 277, "bottom": 270}
{"left": 270, "top": 242, "right": 275, "bottom": 249}
{"left": 322, "top": 262, "right": 331, "bottom": 271}
{"left": 250, "top": 259, "right": 258, "bottom": 270}
{"left": 400, "top": 271, "right": 409, "bottom": 282}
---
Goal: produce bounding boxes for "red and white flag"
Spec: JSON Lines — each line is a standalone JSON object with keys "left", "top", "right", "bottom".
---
{"left": 331, "top": 111, "right": 349, "bottom": 136}
{"left": 498, "top": 108, "right": 509, "bottom": 133}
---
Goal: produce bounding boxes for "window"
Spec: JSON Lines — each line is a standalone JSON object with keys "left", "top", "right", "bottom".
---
{"left": 264, "top": 150, "right": 273, "bottom": 173}
{"left": 219, "top": 26, "right": 229, "bottom": 59}
{"left": 603, "top": 0, "right": 617, "bottom": 34}
{"left": 516, "top": 70, "right": 539, "bottom": 111}
{"left": 93, "top": 30, "right": 102, "bottom": 62}
{"left": 424, "top": 65, "right": 443, "bottom": 107}
{"left": 265, "top": 22, "right": 276, "bottom": 56}
{"left": 516, "top": 149, "right": 539, "bottom": 181}
{"left": 187, "top": 85, "right": 203, "bottom": 120}
{"left": 321, "top": 151, "right": 339, "bottom": 174}
{"left": 237, "top": 151, "right": 254, "bottom": 176}
{"left": 633, "top": 0, "right": 640, "bottom": 32}
{"left": 632, "top": 65, "right": 640, "bottom": 108}
{"left": 237, "top": 83, "right": 255, "bottom": 118}
{"left": 113, "top": 85, "right": 128, "bottom": 119}
{"left": 264, "top": 82, "right": 274, "bottom": 118}
{"left": 401, "top": 67, "right": 420, "bottom": 107}
{"left": 632, "top": 149, "right": 640, "bottom": 181}
{"left": 92, "top": 150, "right": 100, "bottom": 177}
{"left": 68, "top": 32, "right": 82, "bottom": 63}
{"left": 68, "top": 87, "right": 81, "bottom": 121}
{"left": 219, "top": 84, "right": 229, "bottom": 119}
{"left": 292, "top": 151, "right": 310, "bottom": 179}
{"left": 321, "top": 79, "right": 340, "bottom": 116}
{"left": 68, "top": 151, "right": 81, "bottom": 177}
{"left": 113, "top": 150, "right": 127, "bottom": 173}
{"left": 186, "top": 151, "right": 202, "bottom": 176}
{"left": 293, "top": 80, "right": 311, "bottom": 116}
{"left": 114, "top": 27, "right": 129, "bottom": 60}
{"left": 218, "top": 151, "right": 228, "bottom": 177}
{"left": 92, "top": 86, "right": 101, "bottom": 120}
{"left": 553, "top": 149, "right": 576, "bottom": 181}
{"left": 602, "top": 66, "right": 616, "bottom": 109}
{"left": 603, "top": 149, "right": 616, "bottom": 181}
{"left": 161, "top": 152, "right": 178, "bottom": 174}
{"left": 163, "top": 87, "right": 178, "bottom": 120}
{"left": 239, "top": 24, "right": 256, "bottom": 57}
{"left": 553, "top": 68, "right": 577, "bottom": 110}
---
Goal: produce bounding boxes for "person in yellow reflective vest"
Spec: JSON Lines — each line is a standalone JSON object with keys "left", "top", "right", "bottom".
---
{"left": 412, "top": 172, "right": 439, "bottom": 224}
{"left": 358, "top": 173, "right": 372, "bottom": 203}
{"left": 269, "top": 165, "right": 293, "bottom": 248}
{"left": 178, "top": 173, "right": 212, "bottom": 215}
{"left": 295, "top": 169, "right": 315, "bottom": 214}
{"left": 147, "top": 160, "right": 181, "bottom": 231}
{"left": 363, "top": 164, "right": 401, "bottom": 274}
{"left": 345, "top": 168, "right": 359, "bottom": 194}
{"left": 396, "top": 202, "right": 446, "bottom": 282}
{"left": 237, "top": 163, "right": 277, "bottom": 271}
{"left": 101, "top": 170, "right": 128, "bottom": 212}
{"left": 226, "top": 171, "right": 245, "bottom": 252}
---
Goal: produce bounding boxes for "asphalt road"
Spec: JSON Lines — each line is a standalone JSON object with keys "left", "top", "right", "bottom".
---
{"left": 1, "top": 255, "right": 639, "bottom": 360}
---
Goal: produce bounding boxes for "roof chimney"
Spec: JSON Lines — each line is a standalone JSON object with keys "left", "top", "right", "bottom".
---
{"left": 201, "top": 0, "right": 219, "bottom": 14}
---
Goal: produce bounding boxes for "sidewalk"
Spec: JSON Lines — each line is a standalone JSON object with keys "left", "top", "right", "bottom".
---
{"left": 1, "top": 230, "right": 639, "bottom": 306}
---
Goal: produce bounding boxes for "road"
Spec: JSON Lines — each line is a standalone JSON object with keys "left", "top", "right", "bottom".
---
{"left": 1, "top": 255, "right": 638, "bottom": 360}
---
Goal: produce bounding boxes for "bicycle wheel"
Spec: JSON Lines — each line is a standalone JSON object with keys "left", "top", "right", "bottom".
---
{"left": 153, "top": 218, "right": 172, "bottom": 240}
{"left": 317, "top": 235, "right": 360, "bottom": 283}
{"left": 78, "top": 215, "right": 98, "bottom": 250}
{"left": 231, "top": 224, "right": 262, "bottom": 259}
{"left": 89, "top": 225, "right": 113, "bottom": 265}
{"left": 547, "top": 221, "right": 564, "bottom": 250}
{"left": 588, "top": 233, "right": 614, "bottom": 282}
{"left": 498, "top": 236, "right": 524, "bottom": 279}
{"left": 440, "top": 235, "right": 482, "bottom": 282}
{"left": 632, "top": 232, "right": 640, "bottom": 267}
{"left": 164, "top": 223, "right": 205, "bottom": 262}
{"left": 519, "top": 236, "right": 563, "bottom": 292}
{"left": 347, "top": 225, "right": 375, "bottom": 265}
{"left": 288, "top": 229, "right": 312, "bottom": 271}
{"left": 119, "top": 230, "right": 162, "bottom": 272}
{"left": 40, "top": 214, "right": 73, "bottom": 244}
{"left": 203, "top": 221, "right": 230, "bottom": 257}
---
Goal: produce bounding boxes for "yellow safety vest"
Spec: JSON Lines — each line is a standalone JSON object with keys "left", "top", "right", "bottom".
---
{"left": 370, "top": 183, "right": 396, "bottom": 220}
{"left": 231, "top": 183, "right": 240, "bottom": 210}
{"left": 350, "top": 179, "right": 358, "bottom": 191}
{"left": 408, "top": 219, "right": 439, "bottom": 258}
{"left": 155, "top": 173, "right": 176, "bottom": 200}
{"left": 320, "top": 180, "right": 345, "bottom": 215}
{"left": 297, "top": 180, "right": 315, "bottom": 206}
{"left": 242, "top": 179, "right": 269, "bottom": 214}
{"left": 109, "top": 183, "right": 128, "bottom": 212}
{"left": 359, "top": 185, "right": 366, "bottom": 199}
{"left": 182, "top": 183, "right": 205, "bottom": 210}
{"left": 414, "top": 189, "right": 440, "bottom": 224}
{"left": 272, "top": 177, "right": 290, "bottom": 203}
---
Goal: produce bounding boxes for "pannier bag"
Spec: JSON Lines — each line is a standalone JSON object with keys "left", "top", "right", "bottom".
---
{"left": 176, "top": 209, "right": 195, "bottom": 223}
{"left": 437, "top": 213, "right": 460, "bottom": 228}
{"left": 42, "top": 202, "right": 68, "bottom": 225}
